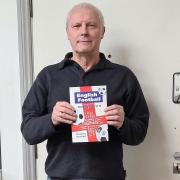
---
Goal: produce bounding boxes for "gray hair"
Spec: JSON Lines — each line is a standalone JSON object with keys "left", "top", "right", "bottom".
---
{"left": 66, "top": 2, "right": 105, "bottom": 28}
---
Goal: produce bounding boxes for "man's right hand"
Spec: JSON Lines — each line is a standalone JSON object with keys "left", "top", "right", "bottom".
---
{"left": 51, "top": 101, "right": 77, "bottom": 126}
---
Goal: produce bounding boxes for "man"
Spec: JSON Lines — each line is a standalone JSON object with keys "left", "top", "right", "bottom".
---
{"left": 21, "top": 3, "right": 149, "bottom": 180}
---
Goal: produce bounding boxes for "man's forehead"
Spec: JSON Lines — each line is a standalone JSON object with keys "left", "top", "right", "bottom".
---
{"left": 69, "top": 7, "right": 100, "bottom": 21}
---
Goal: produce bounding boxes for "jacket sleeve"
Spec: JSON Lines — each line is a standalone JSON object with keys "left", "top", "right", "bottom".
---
{"left": 21, "top": 69, "right": 57, "bottom": 145}
{"left": 118, "top": 71, "right": 149, "bottom": 145}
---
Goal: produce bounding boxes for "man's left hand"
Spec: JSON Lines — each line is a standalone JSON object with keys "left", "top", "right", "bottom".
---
{"left": 104, "top": 104, "right": 125, "bottom": 130}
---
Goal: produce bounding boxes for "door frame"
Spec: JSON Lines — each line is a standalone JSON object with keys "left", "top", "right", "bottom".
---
{"left": 17, "top": 0, "right": 36, "bottom": 180}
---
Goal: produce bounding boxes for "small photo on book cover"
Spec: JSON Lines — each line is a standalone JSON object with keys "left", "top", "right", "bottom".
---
{"left": 69, "top": 85, "right": 108, "bottom": 143}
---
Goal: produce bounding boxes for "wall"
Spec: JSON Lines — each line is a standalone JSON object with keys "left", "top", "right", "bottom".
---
{"left": 32, "top": 0, "right": 180, "bottom": 180}
{"left": 0, "top": 1, "right": 24, "bottom": 180}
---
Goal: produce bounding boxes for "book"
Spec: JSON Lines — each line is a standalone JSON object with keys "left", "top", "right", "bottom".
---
{"left": 69, "top": 85, "right": 109, "bottom": 143}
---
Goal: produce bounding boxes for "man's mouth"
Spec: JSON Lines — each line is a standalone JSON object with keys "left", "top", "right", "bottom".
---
{"left": 77, "top": 40, "right": 92, "bottom": 43}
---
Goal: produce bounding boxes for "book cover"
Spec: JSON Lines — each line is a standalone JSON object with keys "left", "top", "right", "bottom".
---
{"left": 69, "top": 85, "right": 109, "bottom": 143}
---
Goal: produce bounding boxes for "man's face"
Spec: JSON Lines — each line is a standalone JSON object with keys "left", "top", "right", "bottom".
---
{"left": 66, "top": 8, "right": 105, "bottom": 55}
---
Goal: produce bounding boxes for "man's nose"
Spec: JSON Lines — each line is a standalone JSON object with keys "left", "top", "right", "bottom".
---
{"left": 81, "top": 24, "right": 88, "bottom": 36}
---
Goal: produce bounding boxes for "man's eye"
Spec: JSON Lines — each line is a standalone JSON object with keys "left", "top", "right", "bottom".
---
{"left": 73, "top": 25, "right": 80, "bottom": 28}
{"left": 89, "top": 24, "right": 96, "bottom": 28}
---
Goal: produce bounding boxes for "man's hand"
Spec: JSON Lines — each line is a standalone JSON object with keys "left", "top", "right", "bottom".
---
{"left": 51, "top": 101, "right": 77, "bottom": 126}
{"left": 104, "top": 104, "right": 125, "bottom": 130}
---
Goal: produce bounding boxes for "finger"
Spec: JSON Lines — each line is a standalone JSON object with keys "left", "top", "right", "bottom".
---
{"left": 104, "top": 104, "right": 123, "bottom": 112}
{"left": 52, "top": 104, "right": 77, "bottom": 125}
{"left": 56, "top": 116, "right": 74, "bottom": 125}
{"left": 107, "top": 120, "right": 123, "bottom": 129}
{"left": 58, "top": 107, "right": 77, "bottom": 117}
{"left": 56, "top": 101, "right": 76, "bottom": 112}
{"left": 54, "top": 102, "right": 76, "bottom": 117}
{"left": 105, "top": 109, "right": 122, "bottom": 116}
{"left": 54, "top": 112, "right": 76, "bottom": 124}
{"left": 106, "top": 115, "right": 122, "bottom": 122}
{"left": 59, "top": 111, "right": 77, "bottom": 121}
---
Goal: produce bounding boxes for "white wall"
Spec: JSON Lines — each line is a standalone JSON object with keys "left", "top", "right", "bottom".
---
{"left": 0, "top": 1, "right": 24, "bottom": 180}
{"left": 33, "top": 1, "right": 180, "bottom": 180}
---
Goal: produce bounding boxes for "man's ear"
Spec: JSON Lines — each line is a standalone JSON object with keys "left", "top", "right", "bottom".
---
{"left": 101, "top": 26, "right": 105, "bottom": 39}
